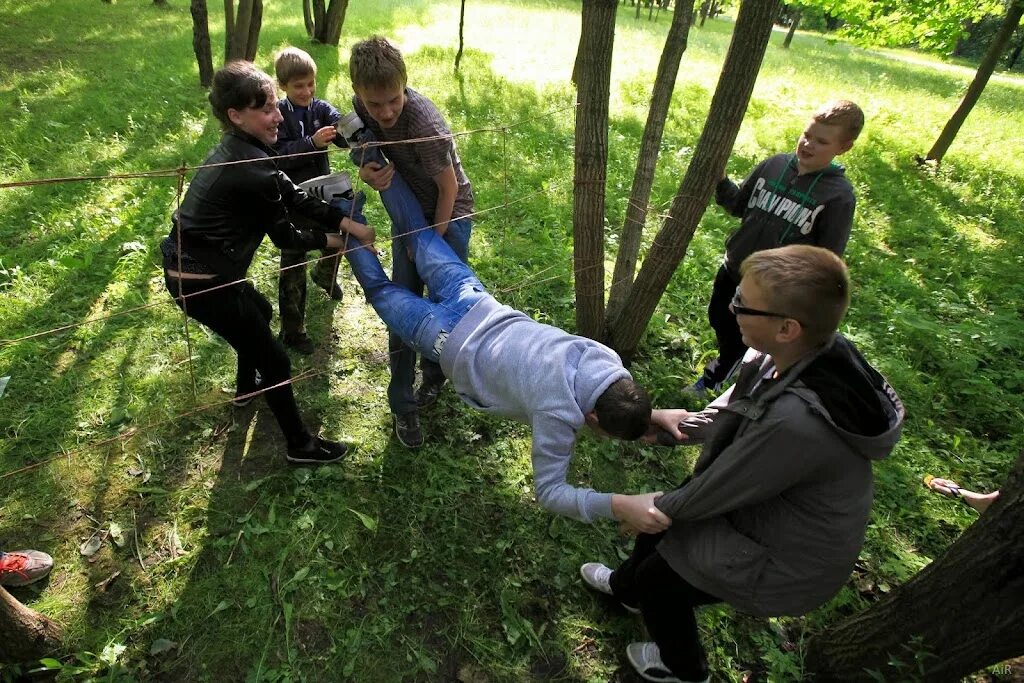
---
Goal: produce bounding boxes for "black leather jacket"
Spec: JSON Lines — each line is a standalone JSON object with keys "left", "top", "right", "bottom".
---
{"left": 164, "top": 130, "right": 345, "bottom": 279}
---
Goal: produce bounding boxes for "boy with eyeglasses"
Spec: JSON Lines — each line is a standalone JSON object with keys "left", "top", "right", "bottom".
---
{"left": 579, "top": 245, "right": 903, "bottom": 683}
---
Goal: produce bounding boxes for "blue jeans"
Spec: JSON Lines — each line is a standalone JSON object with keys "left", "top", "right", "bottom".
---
{"left": 342, "top": 176, "right": 486, "bottom": 369}
{"left": 350, "top": 134, "right": 473, "bottom": 414}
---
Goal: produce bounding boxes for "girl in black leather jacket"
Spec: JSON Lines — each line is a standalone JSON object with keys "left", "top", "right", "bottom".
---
{"left": 161, "top": 61, "right": 373, "bottom": 465}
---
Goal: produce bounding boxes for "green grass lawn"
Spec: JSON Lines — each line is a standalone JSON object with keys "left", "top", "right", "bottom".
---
{"left": 1, "top": 0, "right": 1023, "bottom": 680}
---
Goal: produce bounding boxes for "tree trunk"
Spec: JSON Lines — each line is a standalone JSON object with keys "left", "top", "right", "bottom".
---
{"left": 805, "top": 450, "right": 1024, "bottom": 682}
{"left": 572, "top": 0, "right": 618, "bottom": 340}
{"left": 243, "top": 0, "right": 262, "bottom": 62}
{"left": 608, "top": 0, "right": 782, "bottom": 360}
{"left": 925, "top": 0, "right": 1024, "bottom": 162}
{"left": 303, "top": 0, "right": 315, "bottom": 39}
{"left": 190, "top": 0, "right": 214, "bottom": 87}
{"left": 0, "top": 586, "right": 63, "bottom": 664}
{"left": 606, "top": 0, "right": 695, "bottom": 323}
{"left": 1007, "top": 26, "right": 1023, "bottom": 68}
{"left": 226, "top": 0, "right": 259, "bottom": 62}
{"left": 783, "top": 10, "right": 800, "bottom": 48}
{"left": 953, "top": 19, "right": 975, "bottom": 57}
{"left": 317, "top": 0, "right": 347, "bottom": 45}
{"left": 223, "top": 0, "right": 234, "bottom": 60}
{"left": 455, "top": 0, "right": 467, "bottom": 72}
{"left": 698, "top": 0, "right": 708, "bottom": 26}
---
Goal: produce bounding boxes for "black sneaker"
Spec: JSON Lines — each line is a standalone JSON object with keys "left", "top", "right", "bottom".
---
{"left": 281, "top": 331, "right": 315, "bottom": 355}
{"left": 414, "top": 381, "right": 443, "bottom": 410}
{"left": 286, "top": 436, "right": 349, "bottom": 465}
{"left": 393, "top": 412, "right": 424, "bottom": 448}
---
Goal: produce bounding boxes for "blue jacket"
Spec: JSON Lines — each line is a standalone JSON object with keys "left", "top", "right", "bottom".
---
{"left": 274, "top": 97, "right": 347, "bottom": 184}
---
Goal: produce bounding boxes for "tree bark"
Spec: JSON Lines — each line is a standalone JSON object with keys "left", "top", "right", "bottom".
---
{"left": 455, "top": 0, "right": 467, "bottom": 72}
{"left": 805, "top": 450, "right": 1024, "bottom": 682}
{"left": 572, "top": 0, "right": 618, "bottom": 340}
{"left": 319, "top": 0, "right": 348, "bottom": 45}
{"left": 190, "top": 0, "right": 214, "bottom": 87}
{"left": 0, "top": 586, "right": 63, "bottom": 664}
{"left": 607, "top": 0, "right": 695, "bottom": 323}
{"left": 925, "top": 0, "right": 1024, "bottom": 162}
{"left": 608, "top": 0, "right": 782, "bottom": 360}
{"left": 783, "top": 10, "right": 800, "bottom": 48}
{"left": 698, "top": 0, "right": 709, "bottom": 26}
{"left": 303, "top": 0, "right": 315, "bottom": 39}
{"left": 243, "top": 0, "right": 262, "bottom": 62}
{"left": 223, "top": 0, "right": 234, "bottom": 60}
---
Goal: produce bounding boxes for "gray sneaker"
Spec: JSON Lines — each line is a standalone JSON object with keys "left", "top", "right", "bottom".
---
{"left": 626, "top": 642, "right": 709, "bottom": 683}
{"left": 579, "top": 562, "right": 640, "bottom": 614}
{"left": 393, "top": 412, "right": 424, "bottom": 448}
{"left": 414, "top": 381, "right": 443, "bottom": 409}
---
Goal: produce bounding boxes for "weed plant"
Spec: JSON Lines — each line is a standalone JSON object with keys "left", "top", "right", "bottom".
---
{"left": 0, "top": 0, "right": 1022, "bottom": 680}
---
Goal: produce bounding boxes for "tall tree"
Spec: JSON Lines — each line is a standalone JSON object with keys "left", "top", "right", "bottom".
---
{"left": 225, "top": 0, "right": 262, "bottom": 62}
{"left": 805, "top": 450, "right": 1024, "bottom": 681}
{"left": 0, "top": 586, "right": 62, "bottom": 664}
{"left": 303, "top": 0, "right": 350, "bottom": 46}
{"left": 606, "top": 0, "right": 696, "bottom": 323}
{"left": 572, "top": 0, "right": 618, "bottom": 340}
{"left": 607, "top": 0, "right": 783, "bottom": 361}
{"left": 924, "top": 0, "right": 1024, "bottom": 162}
{"left": 190, "top": 0, "right": 214, "bottom": 87}
{"left": 783, "top": 9, "right": 801, "bottom": 48}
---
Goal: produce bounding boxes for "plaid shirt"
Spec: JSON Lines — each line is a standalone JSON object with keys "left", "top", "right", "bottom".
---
{"left": 354, "top": 87, "right": 474, "bottom": 221}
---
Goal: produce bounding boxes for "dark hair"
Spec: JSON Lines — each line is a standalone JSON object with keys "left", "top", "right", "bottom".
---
{"left": 208, "top": 61, "right": 275, "bottom": 131}
{"left": 349, "top": 35, "right": 408, "bottom": 91}
{"left": 593, "top": 378, "right": 651, "bottom": 440}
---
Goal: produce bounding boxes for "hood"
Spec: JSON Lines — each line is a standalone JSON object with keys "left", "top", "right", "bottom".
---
{"left": 789, "top": 335, "right": 903, "bottom": 461}
{"left": 573, "top": 343, "right": 631, "bottom": 415}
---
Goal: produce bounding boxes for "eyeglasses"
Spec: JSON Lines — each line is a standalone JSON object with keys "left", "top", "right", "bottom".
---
{"left": 729, "top": 286, "right": 794, "bottom": 320}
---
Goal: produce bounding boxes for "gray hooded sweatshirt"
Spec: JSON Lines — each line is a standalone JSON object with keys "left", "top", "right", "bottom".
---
{"left": 654, "top": 334, "right": 904, "bottom": 617}
{"left": 440, "top": 296, "right": 630, "bottom": 523}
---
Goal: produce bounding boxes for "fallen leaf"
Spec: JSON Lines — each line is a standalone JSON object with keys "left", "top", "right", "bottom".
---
{"left": 95, "top": 570, "right": 121, "bottom": 592}
{"left": 80, "top": 536, "right": 102, "bottom": 557}
{"left": 149, "top": 638, "right": 177, "bottom": 656}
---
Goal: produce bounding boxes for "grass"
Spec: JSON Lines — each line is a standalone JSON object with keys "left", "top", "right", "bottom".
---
{"left": 1, "top": 0, "right": 1023, "bottom": 680}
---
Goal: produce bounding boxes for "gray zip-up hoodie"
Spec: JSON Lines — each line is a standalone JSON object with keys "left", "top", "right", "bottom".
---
{"left": 440, "top": 296, "right": 630, "bottom": 523}
{"left": 654, "top": 334, "right": 903, "bottom": 617}
{"left": 718, "top": 153, "right": 855, "bottom": 279}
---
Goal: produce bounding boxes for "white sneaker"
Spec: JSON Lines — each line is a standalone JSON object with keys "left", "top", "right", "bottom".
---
{"left": 626, "top": 642, "right": 709, "bottom": 683}
{"left": 298, "top": 172, "right": 354, "bottom": 202}
{"left": 579, "top": 563, "right": 640, "bottom": 614}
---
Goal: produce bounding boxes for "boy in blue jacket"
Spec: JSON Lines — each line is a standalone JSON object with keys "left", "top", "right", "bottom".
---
{"left": 273, "top": 47, "right": 350, "bottom": 354}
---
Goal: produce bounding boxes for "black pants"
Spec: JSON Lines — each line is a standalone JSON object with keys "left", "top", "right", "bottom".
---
{"left": 609, "top": 532, "right": 720, "bottom": 679}
{"left": 165, "top": 275, "right": 311, "bottom": 448}
{"left": 700, "top": 264, "right": 746, "bottom": 388}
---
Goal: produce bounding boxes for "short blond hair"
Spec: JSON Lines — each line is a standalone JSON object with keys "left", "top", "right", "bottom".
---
{"left": 275, "top": 46, "right": 317, "bottom": 86}
{"left": 349, "top": 36, "right": 407, "bottom": 91}
{"left": 813, "top": 100, "right": 864, "bottom": 142}
{"left": 740, "top": 245, "right": 850, "bottom": 346}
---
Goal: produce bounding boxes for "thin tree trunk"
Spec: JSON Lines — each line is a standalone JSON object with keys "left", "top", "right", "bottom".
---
{"left": 607, "top": 0, "right": 695, "bottom": 323}
{"left": 572, "top": 0, "right": 618, "bottom": 340}
{"left": 1006, "top": 26, "right": 1023, "bottom": 69}
{"left": 226, "top": 0, "right": 252, "bottom": 61}
{"left": 698, "top": 0, "right": 708, "bottom": 26}
{"left": 190, "top": 0, "right": 213, "bottom": 87}
{"left": 608, "top": 0, "right": 782, "bottom": 361}
{"left": 783, "top": 11, "right": 800, "bottom": 48}
{"left": 243, "top": 0, "right": 262, "bottom": 62}
{"left": 925, "top": 0, "right": 1024, "bottom": 162}
{"left": 321, "top": 0, "right": 347, "bottom": 46}
{"left": 303, "top": 0, "right": 315, "bottom": 39}
{"left": 223, "top": 0, "right": 234, "bottom": 60}
{"left": 806, "top": 450, "right": 1024, "bottom": 682}
{"left": 455, "top": 0, "right": 467, "bottom": 72}
{"left": 0, "top": 586, "right": 63, "bottom": 664}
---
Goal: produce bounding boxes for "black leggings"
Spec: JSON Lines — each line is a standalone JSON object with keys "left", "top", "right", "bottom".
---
{"left": 610, "top": 531, "right": 721, "bottom": 679}
{"left": 165, "top": 274, "right": 311, "bottom": 448}
{"left": 701, "top": 265, "right": 746, "bottom": 387}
